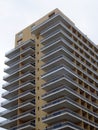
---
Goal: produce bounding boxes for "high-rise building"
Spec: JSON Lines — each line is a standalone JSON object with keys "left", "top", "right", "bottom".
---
{"left": 0, "top": 8, "right": 98, "bottom": 130}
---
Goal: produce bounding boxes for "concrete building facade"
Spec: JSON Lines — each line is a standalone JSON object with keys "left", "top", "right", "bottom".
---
{"left": 0, "top": 9, "right": 98, "bottom": 130}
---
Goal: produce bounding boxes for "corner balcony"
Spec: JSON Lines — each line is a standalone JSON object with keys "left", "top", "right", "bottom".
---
{"left": 0, "top": 110, "right": 35, "bottom": 129}
{"left": 3, "top": 64, "right": 35, "bottom": 82}
{"left": 1, "top": 90, "right": 35, "bottom": 109}
{"left": 10, "top": 121, "right": 35, "bottom": 130}
{"left": 3, "top": 72, "right": 35, "bottom": 91}
{"left": 2, "top": 81, "right": 35, "bottom": 99}
{"left": 42, "top": 75, "right": 75, "bottom": 91}
{"left": 41, "top": 46, "right": 73, "bottom": 63}
{"left": 5, "top": 46, "right": 35, "bottom": 63}
{"left": 42, "top": 109, "right": 80, "bottom": 124}
{"left": 1, "top": 100, "right": 35, "bottom": 119}
{"left": 42, "top": 86, "right": 77, "bottom": 102}
{"left": 41, "top": 22, "right": 64, "bottom": 38}
{"left": 42, "top": 95, "right": 97, "bottom": 119}
{"left": 5, "top": 39, "right": 34, "bottom": 59}
{"left": 40, "top": 29, "right": 71, "bottom": 46}
{"left": 41, "top": 54, "right": 73, "bottom": 73}
{"left": 42, "top": 109, "right": 97, "bottom": 128}
{"left": 4, "top": 56, "right": 35, "bottom": 74}
{"left": 45, "top": 121, "right": 84, "bottom": 130}
{"left": 5, "top": 52, "right": 35, "bottom": 67}
{"left": 42, "top": 97, "right": 78, "bottom": 112}
{"left": 32, "top": 13, "right": 65, "bottom": 34}
{"left": 5, "top": 47, "right": 35, "bottom": 67}
{"left": 41, "top": 64, "right": 74, "bottom": 82}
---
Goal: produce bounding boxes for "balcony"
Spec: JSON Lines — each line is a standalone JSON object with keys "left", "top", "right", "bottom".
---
{"left": 1, "top": 99, "right": 35, "bottom": 118}
{"left": 42, "top": 96, "right": 78, "bottom": 112}
{"left": 5, "top": 39, "right": 34, "bottom": 58}
{"left": 42, "top": 95, "right": 97, "bottom": 119}
{"left": 42, "top": 86, "right": 76, "bottom": 101}
{"left": 41, "top": 45, "right": 73, "bottom": 63}
{"left": 32, "top": 13, "right": 65, "bottom": 34}
{"left": 3, "top": 72, "right": 35, "bottom": 91}
{"left": 6, "top": 47, "right": 35, "bottom": 62}
{"left": 1, "top": 101, "right": 35, "bottom": 119}
{"left": 10, "top": 121, "right": 35, "bottom": 130}
{"left": 41, "top": 22, "right": 63, "bottom": 38}
{"left": 0, "top": 110, "right": 35, "bottom": 129}
{"left": 45, "top": 121, "right": 84, "bottom": 130}
{"left": 4, "top": 56, "right": 35, "bottom": 74}
{"left": 2, "top": 109, "right": 35, "bottom": 122}
{"left": 5, "top": 48, "right": 35, "bottom": 67}
{"left": 42, "top": 109, "right": 97, "bottom": 128}
{"left": 42, "top": 74, "right": 75, "bottom": 91}
{"left": 41, "top": 65, "right": 73, "bottom": 82}
{"left": 3, "top": 64, "right": 35, "bottom": 82}
{"left": 1, "top": 90, "right": 35, "bottom": 109}
{"left": 2, "top": 81, "right": 35, "bottom": 99}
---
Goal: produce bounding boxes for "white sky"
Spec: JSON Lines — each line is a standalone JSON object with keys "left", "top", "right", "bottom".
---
{"left": 0, "top": 0, "right": 98, "bottom": 129}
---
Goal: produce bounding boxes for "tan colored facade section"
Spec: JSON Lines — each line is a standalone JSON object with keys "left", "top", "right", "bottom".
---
{"left": 34, "top": 35, "right": 47, "bottom": 130}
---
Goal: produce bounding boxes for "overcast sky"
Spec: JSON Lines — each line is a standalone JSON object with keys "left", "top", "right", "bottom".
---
{"left": 0, "top": 0, "right": 98, "bottom": 129}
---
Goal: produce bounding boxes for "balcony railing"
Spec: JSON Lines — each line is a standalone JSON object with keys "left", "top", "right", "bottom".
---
{"left": 1, "top": 99, "right": 35, "bottom": 115}
{"left": 42, "top": 95, "right": 97, "bottom": 118}
{"left": 5, "top": 47, "right": 35, "bottom": 62}
{"left": 10, "top": 120, "right": 35, "bottom": 130}
{"left": 42, "top": 108, "right": 98, "bottom": 127}
{"left": 3, "top": 64, "right": 35, "bottom": 81}
{"left": 1, "top": 90, "right": 35, "bottom": 106}
{"left": 9, "top": 109, "right": 35, "bottom": 121}
{"left": 5, "top": 54, "right": 35, "bottom": 67}
{"left": 42, "top": 64, "right": 72, "bottom": 78}
{"left": 1, "top": 109, "right": 35, "bottom": 125}
{"left": 4, "top": 55, "right": 35, "bottom": 74}
{"left": 3, "top": 72, "right": 35, "bottom": 89}
{"left": 45, "top": 121, "right": 84, "bottom": 130}
{"left": 4, "top": 62, "right": 35, "bottom": 75}
{"left": 2, "top": 81, "right": 35, "bottom": 97}
{"left": 5, "top": 39, "right": 34, "bottom": 58}
{"left": 6, "top": 71, "right": 35, "bottom": 83}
